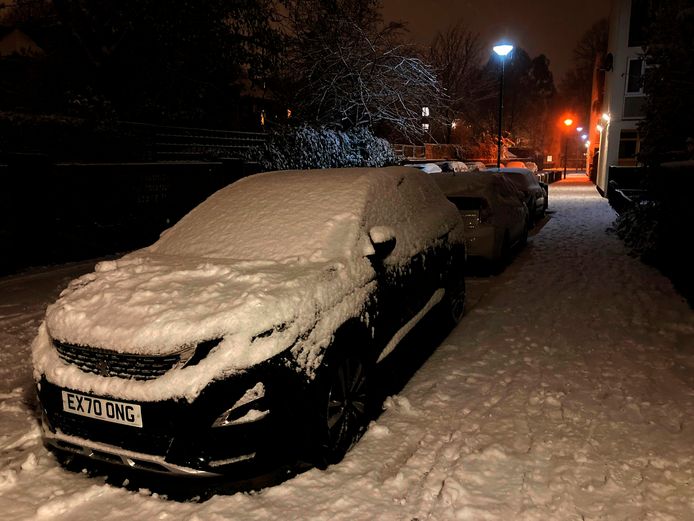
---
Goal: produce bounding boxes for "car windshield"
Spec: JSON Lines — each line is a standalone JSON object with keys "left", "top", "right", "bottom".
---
{"left": 151, "top": 170, "right": 370, "bottom": 262}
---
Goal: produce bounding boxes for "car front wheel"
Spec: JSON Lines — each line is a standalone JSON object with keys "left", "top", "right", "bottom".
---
{"left": 312, "top": 350, "right": 371, "bottom": 467}
{"left": 441, "top": 274, "right": 466, "bottom": 327}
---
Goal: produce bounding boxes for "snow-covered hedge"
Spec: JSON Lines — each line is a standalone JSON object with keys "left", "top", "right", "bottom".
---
{"left": 245, "top": 126, "right": 398, "bottom": 171}
{"left": 615, "top": 162, "right": 694, "bottom": 304}
{"left": 615, "top": 201, "right": 660, "bottom": 260}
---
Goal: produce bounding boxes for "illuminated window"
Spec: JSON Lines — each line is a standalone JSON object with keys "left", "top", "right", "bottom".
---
{"left": 422, "top": 123, "right": 430, "bottom": 130}
{"left": 422, "top": 107, "right": 430, "bottom": 117}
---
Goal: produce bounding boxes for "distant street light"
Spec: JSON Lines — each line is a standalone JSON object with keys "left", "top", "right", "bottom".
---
{"left": 493, "top": 43, "right": 513, "bottom": 168}
{"left": 563, "top": 117, "right": 574, "bottom": 179}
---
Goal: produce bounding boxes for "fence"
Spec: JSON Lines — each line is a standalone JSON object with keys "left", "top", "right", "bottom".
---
{"left": 122, "top": 122, "right": 267, "bottom": 162}
{"left": 0, "top": 159, "right": 260, "bottom": 275}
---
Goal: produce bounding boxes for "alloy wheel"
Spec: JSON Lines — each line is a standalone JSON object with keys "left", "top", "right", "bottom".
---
{"left": 325, "top": 356, "right": 368, "bottom": 457}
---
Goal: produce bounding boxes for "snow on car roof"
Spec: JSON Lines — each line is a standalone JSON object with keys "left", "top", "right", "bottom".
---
{"left": 151, "top": 166, "right": 453, "bottom": 262}
{"left": 486, "top": 167, "right": 538, "bottom": 189}
{"left": 152, "top": 168, "right": 370, "bottom": 263}
{"left": 431, "top": 172, "right": 524, "bottom": 205}
{"left": 403, "top": 163, "right": 443, "bottom": 174}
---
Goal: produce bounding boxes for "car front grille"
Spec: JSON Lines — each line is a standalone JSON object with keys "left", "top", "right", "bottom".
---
{"left": 54, "top": 341, "right": 182, "bottom": 381}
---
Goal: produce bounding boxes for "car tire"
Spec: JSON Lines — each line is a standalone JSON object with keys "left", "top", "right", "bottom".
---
{"left": 527, "top": 202, "right": 536, "bottom": 228}
{"left": 312, "top": 347, "right": 371, "bottom": 468}
{"left": 441, "top": 273, "right": 466, "bottom": 327}
{"left": 519, "top": 222, "right": 529, "bottom": 247}
{"left": 494, "top": 233, "right": 511, "bottom": 274}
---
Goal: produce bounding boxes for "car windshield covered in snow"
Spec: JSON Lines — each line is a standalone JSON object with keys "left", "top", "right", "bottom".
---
{"left": 151, "top": 170, "right": 371, "bottom": 263}
{"left": 151, "top": 168, "right": 456, "bottom": 263}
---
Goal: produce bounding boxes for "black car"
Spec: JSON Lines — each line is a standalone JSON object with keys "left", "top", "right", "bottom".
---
{"left": 487, "top": 167, "right": 547, "bottom": 225}
{"left": 33, "top": 166, "right": 467, "bottom": 483}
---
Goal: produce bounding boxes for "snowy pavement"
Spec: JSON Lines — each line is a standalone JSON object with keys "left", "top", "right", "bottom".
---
{"left": 1, "top": 173, "right": 693, "bottom": 520}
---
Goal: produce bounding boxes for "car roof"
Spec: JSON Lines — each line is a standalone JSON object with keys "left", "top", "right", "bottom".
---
{"left": 431, "top": 172, "right": 524, "bottom": 203}
{"left": 403, "top": 163, "right": 443, "bottom": 174}
{"left": 436, "top": 161, "right": 468, "bottom": 172}
{"left": 152, "top": 166, "right": 459, "bottom": 262}
{"left": 487, "top": 167, "right": 533, "bottom": 174}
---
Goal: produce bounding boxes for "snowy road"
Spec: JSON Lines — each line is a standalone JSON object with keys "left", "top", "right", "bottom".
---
{"left": 1, "top": 173, "right": 693, "bottom": 520}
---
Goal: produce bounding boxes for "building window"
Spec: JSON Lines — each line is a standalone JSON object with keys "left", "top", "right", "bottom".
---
{"left": 623, "top": 58, "right": 647, "bottom": 119}
{"left": 618, "top": 129, "right": 639, "bottom": 166}
{"left": 421, "top": 107, "right": 430, "bottom": 117}
{"left": 626, "top": 58, "right": 645, "bottom": 94}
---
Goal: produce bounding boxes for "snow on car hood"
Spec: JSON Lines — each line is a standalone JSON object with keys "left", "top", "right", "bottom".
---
{"left": 34, "top": 252, "right": 375, "bottom": 401}
{"left": 44, "top": 253, "right": 363, "bottom": 353}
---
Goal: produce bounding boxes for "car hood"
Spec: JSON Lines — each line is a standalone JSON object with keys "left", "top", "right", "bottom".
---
{"left": 44, "top": 252, "right": 371, "bottom": 356}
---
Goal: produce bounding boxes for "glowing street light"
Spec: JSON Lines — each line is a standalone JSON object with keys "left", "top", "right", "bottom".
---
{"left": 562, "top": 117, "right": 574, "bottom": 178}
{"left": 493, "top": 42, "right": 514, "bottom": 168}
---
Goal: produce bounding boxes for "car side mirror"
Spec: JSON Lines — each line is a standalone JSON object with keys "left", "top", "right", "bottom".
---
{"left": 367, "top": 226, "right": 396, "bottom": 261}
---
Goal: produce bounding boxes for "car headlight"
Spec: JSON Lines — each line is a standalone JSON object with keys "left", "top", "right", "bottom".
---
{"left": 212, "top": 382, "right": 268, "bottom": 428}
{"left": 181, "top": 338, "right": 223, "bottom": 368}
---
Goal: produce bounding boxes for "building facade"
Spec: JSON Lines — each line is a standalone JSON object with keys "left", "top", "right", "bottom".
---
{"left": 594, "top": 0, "right": 649, "bottom": 193}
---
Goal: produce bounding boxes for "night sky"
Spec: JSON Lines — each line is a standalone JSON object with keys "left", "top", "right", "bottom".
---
{"left": 382, "top": 0, "right": 611, "bottom": 82}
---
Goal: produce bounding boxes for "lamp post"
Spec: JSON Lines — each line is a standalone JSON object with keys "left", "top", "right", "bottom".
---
{"left": 493, "top": 43, "right": 513, "bottom": 168}
{"left": 563, "top": 117, "right": 573, "bottom": 179}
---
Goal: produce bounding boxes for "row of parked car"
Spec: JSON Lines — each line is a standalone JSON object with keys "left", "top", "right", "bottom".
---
{"left": 32, "top": 162, "right": 550, "bottom": 490}
{"left": 33, "top": 166, "right": 469, "bottom": 489}
{"left": 404, "top": 160, "right": 549, "bottom": 267}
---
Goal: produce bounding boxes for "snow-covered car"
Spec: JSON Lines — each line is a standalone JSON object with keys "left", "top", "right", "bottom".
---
{"left": 504, "top": 160, "right": 526, "bottom": 169}
{"left": 465, "top": 161, "right": 486, "bottom": 171}
{"left": 487, "top": 167, "right": 547, "bottom": 225}
{"left": 432, "top": 172, "right": 528, "bottom": 264}
{"left": 32, "top": 167, "right": 467, "bottom": 481}
{"left": 436, "top": 161, "right": 469, "bottom": 173}
{"left": 524, "top": 161, "right": 539, "bottom": 173}
{"left": 403, "top": 162, "right": 443, "bottom": 174}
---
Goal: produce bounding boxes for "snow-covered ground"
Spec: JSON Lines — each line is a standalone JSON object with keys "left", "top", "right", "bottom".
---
{"left": 1, "top": 173, "right": 693, "bottom": 520}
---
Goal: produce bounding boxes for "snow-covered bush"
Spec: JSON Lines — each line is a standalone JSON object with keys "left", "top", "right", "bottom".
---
{"left": 615, "top": 163, "right": 694, "bottom": 304}
{"left": 615, "top": 201, "right": 661, "bottom": 261}
{"left": 245, "top": 126, "right": 398, "bottom": 171}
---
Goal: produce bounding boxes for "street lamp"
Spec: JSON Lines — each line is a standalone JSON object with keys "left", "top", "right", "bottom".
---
{"left": 493, "top": 43, "right": 513, "bottom": 168}
{"left": 563, "top": 118, "right": 574, "bottom": 179}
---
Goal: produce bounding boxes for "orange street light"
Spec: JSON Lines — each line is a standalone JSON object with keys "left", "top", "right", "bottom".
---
{"left": 562, "top": 118, "right": 574, "bottom": 178}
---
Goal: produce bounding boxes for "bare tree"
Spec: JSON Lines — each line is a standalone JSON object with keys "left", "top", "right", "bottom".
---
{"left": 279, "top": 0, "right": 444, "bottom": 141}
{"left": 429, "top": 22, "right": 493, "bottom": 142}
{"left": 558, "top": 19, "right": 608, "bottom": 124}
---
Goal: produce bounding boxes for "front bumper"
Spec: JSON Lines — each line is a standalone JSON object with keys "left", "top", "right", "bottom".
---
{"left": 37, "top": 359, "right": 308, "bottom": 478}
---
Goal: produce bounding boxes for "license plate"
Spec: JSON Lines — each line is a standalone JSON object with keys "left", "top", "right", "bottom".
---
{"left": 62, "top": 391, "right": 143, "bottom": 428}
